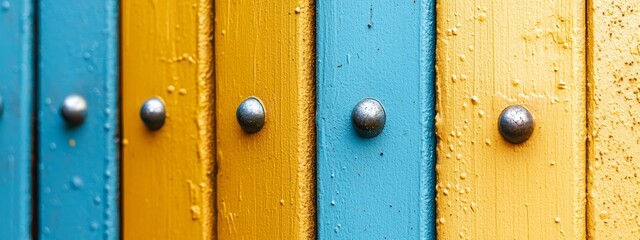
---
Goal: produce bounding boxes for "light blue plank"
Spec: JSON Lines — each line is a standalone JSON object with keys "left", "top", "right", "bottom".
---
{"left": 0, "top": 0, "right": 33, "bottom": 239}
{"left": 38, "top": 0, "right": 119, "bottom": 239}
{"left": 316, "top": 0, "right": 436, "bottom": 239}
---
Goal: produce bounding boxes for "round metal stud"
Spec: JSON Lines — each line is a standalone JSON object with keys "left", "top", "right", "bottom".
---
{"left": 352, "top": 98, "right": 386, "bottom": 138}
{"left": 498, "top": 105, "right": 534, "bottom": 144}
{"left": 140, "top": 97, "right": 166, "bottom": 131}
{"left": 60, "top": 94, "right": 87, "bottom": 126}
{"left": 236, "top": 97, "right": 265, "bottom": 133}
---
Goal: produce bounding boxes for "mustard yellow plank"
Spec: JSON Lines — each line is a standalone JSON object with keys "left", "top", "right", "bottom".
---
{"left": 435, "top": 1, "right": 586, "bottom": 239}
{"left": 122, "top": 0, "right": 214, "bottom": 239}
{"left": 214, "top": 1, "right": 315, "bottom": 239}
{"left": 587, "top": 1, "right": 640, "bottom": 238}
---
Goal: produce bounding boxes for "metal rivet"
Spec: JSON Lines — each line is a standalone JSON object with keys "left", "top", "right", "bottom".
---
{"left": 352, "top": 98, "right": 386, "bottom": 138}
{"left": 236, "top": 97, "right": 265, "bottom": 133}
{"left": 61, "top": 94, "right": 87, "bottom": 126}
{"left": 140, "top": 97, "right": 166, "bottom": 131}
{"left": 498, "top": 105, "right": 534, "bottom": 144}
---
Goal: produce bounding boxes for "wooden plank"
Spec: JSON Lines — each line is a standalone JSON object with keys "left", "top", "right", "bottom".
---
{"left": 316, "top": 0, "right": 436, "bottom": 239}
{"left": 122, "top": 0, "right": 214, "bottom": 239}
{"left": 587, "top": 1, "right": 640, "bottom": 238}
{"left": 214, "top": 1, "right": 315, "bottom": 239}
{"left": 37, "top": 0, "right": 119, "bottom": 239}
{"left": 435, "top": 1, "right": 586, "bottom": 239}
{"left": 0, "top": 0, "right": 33, "bottom": 239}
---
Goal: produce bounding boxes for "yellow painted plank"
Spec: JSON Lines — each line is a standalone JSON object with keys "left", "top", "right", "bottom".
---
{"left": 214, "top": 1, "right": 315, "bottom": 239}
{"left": 435, "top": 1, "right": 586, "bottom": 239}
{"left": 587, "top": 1, "right": 640, "bottom": 238}
{"left": 122, "top": 0, "right": 214, "bottom": 239}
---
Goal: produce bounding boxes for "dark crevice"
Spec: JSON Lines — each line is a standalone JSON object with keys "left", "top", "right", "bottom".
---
{"left": 31, "top": 0, "right": 40, "bottom": 238}
{"left": 117, "top": 0, "right": 123, "bottom": 238}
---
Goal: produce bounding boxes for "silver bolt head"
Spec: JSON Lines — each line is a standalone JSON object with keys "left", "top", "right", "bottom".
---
{"left": 61, "top": 94, "right": 87, "bottom": 126}
{"left": 498, "top": 105, "right": 534, "bottom": 144}
{"left": 236, "top": 97, "right": 265, "bottom": 133}
{"left": 352, "top": 98, "right": 386, "bottom": 138}
{"left": 140, "top": 97, "right": 166, "bottom": 131}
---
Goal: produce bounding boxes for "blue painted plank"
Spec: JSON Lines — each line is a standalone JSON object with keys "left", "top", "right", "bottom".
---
{"left": 0, "top": 0, "right": 33, "bottom": 239}
{"left": 37, "top": 0, "right": 119, "bottom": 239}
{"left": 316, "top": 0, "right": 436, "bottom": 239}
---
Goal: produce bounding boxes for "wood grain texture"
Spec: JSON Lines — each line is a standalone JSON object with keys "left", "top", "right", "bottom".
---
{"left": 122, "top": 0, "right": 214, "bottom": 239}
{"left": 435, "top": 1, "right": 586, "bottom": 239}
{"left": 214, "top": 0, "right": 315, "bottom": 239}
{"left": 0, "top": 0, "right": 33, "bottom": 239}
{"left": 316, "top": 0, "right": 436, "bottom": 239}
{"left": 587, "top": 0, "right": 640, "bottom": 238}
{"left": 37, "top": 0, "right": 119, "bottom": 239}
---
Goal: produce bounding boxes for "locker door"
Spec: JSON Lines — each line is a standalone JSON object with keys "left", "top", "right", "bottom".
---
{"left": 316, "top": 0, "right": 437, "bottom": 239}
{"left": 37, "top": 0, "right": 119, "bottom": 239}
{"left": 122, "top": 0, "right": 214, "bottom": 239}
{"left": 436, "top": 0, "right": 586, "bottom": 239}
{"left": 587, "top": 0, "right": 640, "bottom": 238}
{"left": 214, "top": 1, "right": 315, "bottom": 239}
{"left": 0, "top": 0, "right": 33, "bottom": 239}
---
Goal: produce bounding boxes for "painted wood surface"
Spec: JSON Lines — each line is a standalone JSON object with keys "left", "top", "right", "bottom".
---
{"left": 436, "top": 1, "right": 586, "bottom": 239}
{"left": 122, "top": 0, "right": 214, "bottom": 239}
{"left": 0, "top": 0, "right": 33, "bottom": 239}
{"left": 37, "top": 0, "right": 119, "bottom": 239}
{"left": 214, "top": 1, "right": 315, "bottom": 239}
{"left": 316, "top": 0, "right": 436, "bottom": 239}
{"left": 587, "top": 1, "right": 640, "bottom": 238}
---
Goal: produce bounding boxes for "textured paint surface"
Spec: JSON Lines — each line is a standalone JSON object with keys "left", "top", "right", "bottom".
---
{"left": 122, "top": 0, "right": 214, "bottom": 239}
{"left": 38, "top": 0, "right": 119, "bottom": 239}
{"left": 316, "top": 0, "right": 436, "bottom": 239}
{"left": 436, "top": 1, "right": 586, "bottom": 239}
{"left": 587, "top": 1, "right": 640, "bottom": 238}
{"left": 0, "top": 0, "right": 33, "bottom": 239}
{"left": 214, "top": 0, "right": 315, "bottom": 239}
